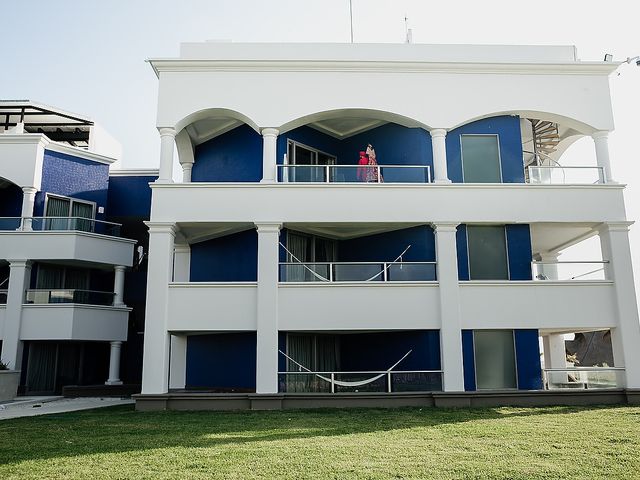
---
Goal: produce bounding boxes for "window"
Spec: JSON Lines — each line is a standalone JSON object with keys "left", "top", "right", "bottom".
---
{"left": 45, "top": 194, "right": 95, "bottom": 232}
{"left": 467, "top": 225, "right": 509, "bottom": 280}
{"left": 286, "top": 140, "right": 336, "bottom": 182}
{"left": 284, "top": 231, "right": 337, "bottom": 282}
{"left": 461, "top": 135, "right": 501, "bottom": 183}
{"left": 474, "top": 330, "right": 517, "bottom": 390}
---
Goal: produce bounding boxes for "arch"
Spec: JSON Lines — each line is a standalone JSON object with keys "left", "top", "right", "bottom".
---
{"left": 277, "top": 108, "right": 432, "bottom": 137}
{"left": 451, "top": 110, "right": 598, "bottom": 135}
{"left": 0, "top": 176, "right": 24, "bottom": 218}
{"left": 173, "top": 108, "right": 260, "bottom": 136}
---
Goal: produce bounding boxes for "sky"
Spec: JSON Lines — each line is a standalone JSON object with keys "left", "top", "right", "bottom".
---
{"left": 2, "top": 0, "right": 640, "bottom": 294}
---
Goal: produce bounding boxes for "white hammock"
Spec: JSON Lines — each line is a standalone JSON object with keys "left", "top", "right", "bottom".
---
{"left": 280, "top": 243, "right": 412, "bottom": 283}
{"left": 279, "top": 349, "right": 412, "bottom": 387}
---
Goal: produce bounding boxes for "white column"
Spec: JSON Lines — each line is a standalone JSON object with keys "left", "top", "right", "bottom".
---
{"left": 260, "top": 128, "right": 279, "bottom": 183}
{"left": 0, "top": 260, "right": 31, "bottom": 370}
{"left": 141, "top": 223, "right": 176, "bottom": 394}
{"left": 255, "top": 222, "right": 281, "bottom": 393}
{"left": 113, "top": 266, "right": 126, "bottom": 307}
{"left": 169, "top": 335, "right": 187, "bottom": 390}
{"left": 537, "top": 251, "right": 560, "bottom": 281}
{"left": 592, "top": 131, "right": 613, "bottom": 183}
{"left": 430, "top": 129, "right": 450, "bottom": 183}
{"left": 105, "top": 341, "right": 123, "bottom": 385}
{"left": 542, "top": 334, "right": 567, "bottom": 385}
{"left": 157, "top": 127, "right": 176, "bottom": 183}
{"left": 173, "top": 244, "right": 191, "bottom": 282}
{"left": 20, "top": 187, "right": 37, "bottom": 231}
{"left": 598, "top": 222, "right": 640, "bottom": 388}
{"left": 181, "top": 162, "right": 193, "bottom": 183}
{"left": 433, "top": 222, "right": 465, "bottom": 391}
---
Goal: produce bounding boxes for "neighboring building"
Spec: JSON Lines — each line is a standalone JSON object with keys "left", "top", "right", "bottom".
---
{"left": 0, "top": 101, "right": 156, "bottom": 394}
{"left": 135, "top": 42, "right": 640, "bottom": 408}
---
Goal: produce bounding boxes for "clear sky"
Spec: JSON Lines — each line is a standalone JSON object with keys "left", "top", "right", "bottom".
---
{"left": 2, "top": 0, "right": 640, "bottom": 293}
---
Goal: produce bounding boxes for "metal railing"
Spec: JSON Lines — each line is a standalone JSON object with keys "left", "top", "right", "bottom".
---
{"left": 527, "top": 165, "right": 606, "bottom": 184}
{"left": 531, "top": 261, "right": 609, "bottom": 281}
{"left": 0, "top": 289, "right": 7, "bottom": 304}
{"left": 543, "top": 367, "right": 625, "bottom": 390}
{"left": 279, "top": 261, "right": 437, "bottom": 282}
{"left": 25, "top": 289, "right": 115, "bottom": 306}
{"left": 277, "top": 164, "right": 432, "bottom": 184}
{"left": 278, "top": 370, "right": 443, "bottom": 393}
{"left": 0, "top": 217, "right": 121, "bottom": 237}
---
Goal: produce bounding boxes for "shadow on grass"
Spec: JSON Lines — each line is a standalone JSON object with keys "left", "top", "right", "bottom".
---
{"left": 0, "top": 404, "right": 629, "bottom": 466}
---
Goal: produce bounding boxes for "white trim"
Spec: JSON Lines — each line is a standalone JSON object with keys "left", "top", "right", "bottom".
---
{"left": 45, "top": 142, "right": 117, "bottom": 165}
{"left": 109, "top": 169, "right": 159, "bottom": 177}
{"left": 0, "top": 230, "right": 138, "bottom": 245}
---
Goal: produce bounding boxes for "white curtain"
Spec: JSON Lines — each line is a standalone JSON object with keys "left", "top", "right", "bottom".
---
{"left": 286, "top": 232, "right": 309, "bottom": 282}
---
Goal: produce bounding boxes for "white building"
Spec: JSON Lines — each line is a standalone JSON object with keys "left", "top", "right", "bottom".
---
{"left": 111, "top": 43, "right": 640, "bottom": 408}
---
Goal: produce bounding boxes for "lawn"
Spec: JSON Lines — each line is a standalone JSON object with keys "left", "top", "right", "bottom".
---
{"left": 0, "top": 405, "right": 639, "bottom": 479}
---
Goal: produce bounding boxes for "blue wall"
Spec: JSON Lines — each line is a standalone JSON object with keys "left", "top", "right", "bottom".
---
{"left": 339, "top": 330, "right": 441, "bottom": 371}
{"left": 35, "top": 150, "right": 110, "bottom": 220}
{"left": 106, "top": 175, "right": 156, "bottom": 218}
{"left": 515, "top": 329, "right": 543, "bottom": 390}
{"left": 456, "top": 225, "right": 470, "bottom": 281}
{"left": 186, "top": 333, "right": 256, "bottom": 390}
{"left": 461, "top": 330, "right": 476, "bottom": 391}
{"left": 276, "top": 125, "right": 342, "bottom": 164}
{"left": 0, "top": 182, "right": 23, "bottom": 217}
{"left": 446, "top": 116, "right": 524, "bottom": 183}
{"left": 192, "top": 124, "right": 262, "bottom": 182}
{"left": 338, "top": 226, "right": 435, "bottom": 263}
{"left": 190, "top": 229, "right": 258, "bottom": 282}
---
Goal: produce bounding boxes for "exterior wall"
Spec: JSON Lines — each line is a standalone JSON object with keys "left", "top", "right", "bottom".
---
{"left": 338, "top": 226, "right": 435, "bottom": 262}
{"left": 0, "top": 182, "right": 23, "bottom": 217}
{"left": 107, "top": 175, "right": 156, "bottom": 218}
{"left": 190, "top": 229, "right": 258, "bottom": 281}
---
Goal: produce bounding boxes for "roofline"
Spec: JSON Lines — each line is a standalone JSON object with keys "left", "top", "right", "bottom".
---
{"left": 0, "top": 133, "right": 117, "bottom": 165}
{"left": 0, "top": 100, "right": 94, "bottom": 124}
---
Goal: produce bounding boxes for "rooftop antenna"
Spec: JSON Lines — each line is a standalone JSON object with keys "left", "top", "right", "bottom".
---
{"left": 349, "top": 0, "right": 354, "bottom": 43}
{"left": 404, "top": 15, "right": 413, "bottom": 44}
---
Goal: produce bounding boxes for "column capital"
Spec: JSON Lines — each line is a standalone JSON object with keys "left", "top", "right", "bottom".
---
{"left": 537, "top": 251, "right": 561, "bottom": 262}
{"left": 432, "top": 222, "right": 460, "bottom": 233}
{"left": 145, "top": 222, "right": 177, "bottom": 236}
{"left": 261, "top": 128, "right": 279, "bottom": 137}
{"left": 158, "top": 127, "right": 176, "bottom": 138}
{"left": 255, "top": 222, "right": 282, "bottom": 233}
{"left": 21, "top": 186, "right": 38, "bottom": 195}
{"left": 114, "top": 265, "right": 127, "bottom": 273}
{"left": 174, "top": 243, "right": 191, "bottom": 254}
{"left": 598, "top": 221, "right": 634, "bottom": 233}
{"left": 110, "top": 341, "right": 123, "bottom": 347}
{"left": 8, "top": 259, "right": 31, "bottom": 269}
{"left": 429, "top": 128, "right": 448, "bottom": 138}
{"left": 591, "top": 130, "right": 610, "bottom": 140}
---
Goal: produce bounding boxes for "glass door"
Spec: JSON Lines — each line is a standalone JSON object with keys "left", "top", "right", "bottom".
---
{"left": 474, "top": 330, "right": 517, "bottom": 390}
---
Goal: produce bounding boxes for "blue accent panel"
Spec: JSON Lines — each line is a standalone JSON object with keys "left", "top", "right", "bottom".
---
{"left": 340, "top": 331, "right": 441, "bottom": 371}
{"left": 506, "top": 224, "right": 533, "bottom": 280}
{"left": 106, "top": 176, "right": 156, "bottom": 218}
{"left": 186, "top": 333, "right": 256, "bottom": 390}
{"left": 0, "top": 181, "right": 23, "bottom": 217}
{"left": 277, "top": 126, "right": 342, "bottom": 164}
{"left": 456, "top": 225, "right": 469, "bottom": 280}
{"left": 278, "top": 332, "right": 287, "bottom": 373}
{"left": 461, "top": 330, "right": 476, "bottom": 391}
{"left": 35, "top": 150, "right": 109, "bottom": 219}
{"left": 190, "top": 229, "right": 257, "bottom": 282}
{"left": 338, "top": 226, "right": 435, "bottom": 263}
{"left": 446, "top": 116, "right": 524, "bottom": 183}
{"left": 515, "top": 329, "right": 543, "bottom": 390}
{"left": 192, "top": 125, "right": 262, "bottom": 182}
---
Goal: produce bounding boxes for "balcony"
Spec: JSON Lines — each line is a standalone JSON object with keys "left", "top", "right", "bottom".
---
{"left": 543, "top": 367, "right": 625, "bottom": 390}
{"left": 25, "top": 289, "right": 115, "bottom": 306}
{"left": 0, "top": 217, "right": 136, "bottom": 267}
{"left": 279, "top": 261, "right": 437, "bottom": 282}
{"left": 527, "top": 166, "right": 606, "bottom": 185}
{"left": 277, "top": 165, "right": 431, "bottom": 184}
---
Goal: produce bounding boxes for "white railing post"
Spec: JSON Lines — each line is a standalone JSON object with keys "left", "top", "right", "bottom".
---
{"left": 383, "top": 263, "right": 388, "bottom": 282}
{"left": 387, "top": 371, "right": 392, "bottom": 393}
{"left": 331, "top": 373, "right": 335, "bottom": 393}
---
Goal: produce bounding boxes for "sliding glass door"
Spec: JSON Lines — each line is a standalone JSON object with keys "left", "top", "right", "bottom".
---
{"left": 474, "top": 330, "right": 517, "bottom": 390}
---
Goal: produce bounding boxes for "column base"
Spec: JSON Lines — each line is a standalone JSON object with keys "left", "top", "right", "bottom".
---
{"left": 259, "top": 179, "right": 277, "bottom": 184}
{"left": 105, "top": 380, "right": 123, "bottom": 386}
{"left": 154, "top": 178, "right": 174, "bottom": 184}
{"left": 434, "top": 178, "right": 452, "bottom": 184}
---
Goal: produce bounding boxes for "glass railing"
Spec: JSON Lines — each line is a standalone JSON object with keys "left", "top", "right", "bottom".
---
{"left": 25, "top": 289, "right": 115, "bottom": 306}
{"left": 277, "top": 164, "right": 431, "bottom": 183}
{"left": 531, "top": 261, "right": 608, "bottom": 281}
{"left": 543, "top": 367, "right": 625, "bottom": 390}
{"left": 528, "top": 166, "right": 605, "bottom": 184}
{"left": 0, "top": 217, "right": 121, "bottom": 236}
{"left": 279, "top": 262, "right": 437, "bottom": 282}
{"left": 278, "top": 370, "right": 443, "bottom": 393}
{"left": 0, "top": 289, "right": 7, "bottom": 304}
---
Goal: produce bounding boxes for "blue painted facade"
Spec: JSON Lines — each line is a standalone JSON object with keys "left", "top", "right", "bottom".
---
{"left": 186, "top": 333, "right": 257, "bottom": 390}
{"left": 338, "top": 225, "right": 435, "bottom": 263}
{"left": 190, "top": 229, "right": 258, "bottom": 282}
{"left": 461, "top": 330, "right": 476, "bottom": 391}
{"left": 446, "top": 115, "right": 525, "bottom": 183}
{"left": 35, "top": 150, "right": 110, "bottom": 220}
{"left": 0, "top": 181, "right": 23, "bottom": 217}
{"left": 192, "top": 124, "right": 262, "bottom": 182}
{"left": 106, "top": 175, "right": 156, "bottom": 219}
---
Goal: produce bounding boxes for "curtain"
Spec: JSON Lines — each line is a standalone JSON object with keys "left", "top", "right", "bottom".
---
{"left": 287, "top": 334, "right": 314, "bottom": 392}
{"left": 65, "top": 268, "right": 90, "bottom": 303}
{"left": 71, "top": 201, "right": 94, "bottom": 232}
{"left": 26, "top": 343, "right": 58, "bottom": 394}
{"left": 45, "top": 197, "right": 70, "bottom": 231}
{"left": 316, "top": 335, "right": 338, "bottom": 372}
{"left": 286, "top": 233, "right": 310, "bottom": 282}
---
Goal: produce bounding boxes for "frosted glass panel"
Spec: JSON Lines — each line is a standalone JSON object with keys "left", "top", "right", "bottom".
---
{"left": 474, "top": 330, "right": 517, "bottom": 390}
{"left": 461, "top": 135, "right": 501, "bottom": 183}
{"left": 467, "top": 225, "right": 509, "bottom": 280}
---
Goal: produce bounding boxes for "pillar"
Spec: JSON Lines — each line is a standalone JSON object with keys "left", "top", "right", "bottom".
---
{"left": 157, "top": 127, "right": 176, "bottom": 183}
{"left": 537, "top": 252, "right": 560, "bottom": 281}
{"left": 542, "top": 334, "right": 567, "bottom": 386}
{"left": 592, "top": 131, "right": 613, "bottom": 183}
{"left": 181, "top": 162, "right": 193, "bottom": 183}
{"left": 173, "top": 244, "right": 191, "bottom": 282}
{"left": 260, "top": 128, "right": 279, "bottom": 183}
{"left": 255, "top": 222, "right": 281, "bottom": 393}
{"left": 105, "top": 341, "right": 123, "bottom": 385}
{"left": 433, "top": 222, "right": 465, "bottom": 391}
{"left": 0, "top": 260, "right": 31, "bottom": 370}
{"left": 20, "top": 187, "right": 37, "bottom": 231}
{"left": 430, "top": 129, "right": 450, "bottom": 183}
{"left": 169, "top": 335, "right": 187, "bottom": 390}
{"left": 598, "top": 222, "right": 640, "bottom": 388}
{"left": 113, "top": 266, "right": 126, "bottom": 307}
{"left": 141, "top": 223, "right": 176, "bottom": 394}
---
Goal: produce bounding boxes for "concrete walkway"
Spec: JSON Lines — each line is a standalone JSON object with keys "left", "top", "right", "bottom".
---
{"left": 0, "top": 397, "right": 134, "bottom": 420}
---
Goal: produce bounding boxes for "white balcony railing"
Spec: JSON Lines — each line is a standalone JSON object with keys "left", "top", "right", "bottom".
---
{"left": 531, "top": 261, "right": 608, "bottom": 281}
{"left": 25, "top": 289, "right": 116, "bottom": 306}
{"left": 543, "top": 367, "right": 625, "bottom": 390}
{"left": 0, "top": 289, "right": 7, "bottom": 304}
{"left": 528, "top": 165, "right": 605, "bottom": 184}
{"left": 279, "top": 262, "right": 437, "bottom": 282}
{"left": 0, "top": 217, "right": 122, "bottom": 237}
{"left": 277, "top": 164, "right": 431, "bottom": 184}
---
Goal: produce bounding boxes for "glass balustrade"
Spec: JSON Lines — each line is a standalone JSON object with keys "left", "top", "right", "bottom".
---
{"left": 25, "top": 289, "right": 115, "bottom": 306}
{"left": 528, "top": 166, "right": 605, "bottom": 184}
{"left": 279, "top": 262, "right": 437, "bottom": 282}
{"left": 277, "top": 164, "right": 431, "bottom": 183}
{"left": 0, "top": 217, "right": 122, "bottom": 236}
{"left": 531, "top": 261, "right": 608, "bottom": 281}
{"left": 543, "top": 368, "right": 625, "bottom": 390}
{"left": 277, "top": 371, "right": 443, "bottom": 393}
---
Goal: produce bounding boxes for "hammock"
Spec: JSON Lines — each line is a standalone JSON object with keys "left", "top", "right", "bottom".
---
{"left": 279, "top": 349, "right": 412, "bottom": 387}
{"left": 280, "top": 243, "right": 412, "bottom": 283}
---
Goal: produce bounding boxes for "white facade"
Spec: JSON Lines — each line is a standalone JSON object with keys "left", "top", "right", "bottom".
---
{"left": 140, "top": 42, "right": 640, "bottom": 396}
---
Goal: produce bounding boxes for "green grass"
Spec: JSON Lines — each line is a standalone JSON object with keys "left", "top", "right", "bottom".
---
{"left": 0, "top": 405, "right": 639, "bottom": 479}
